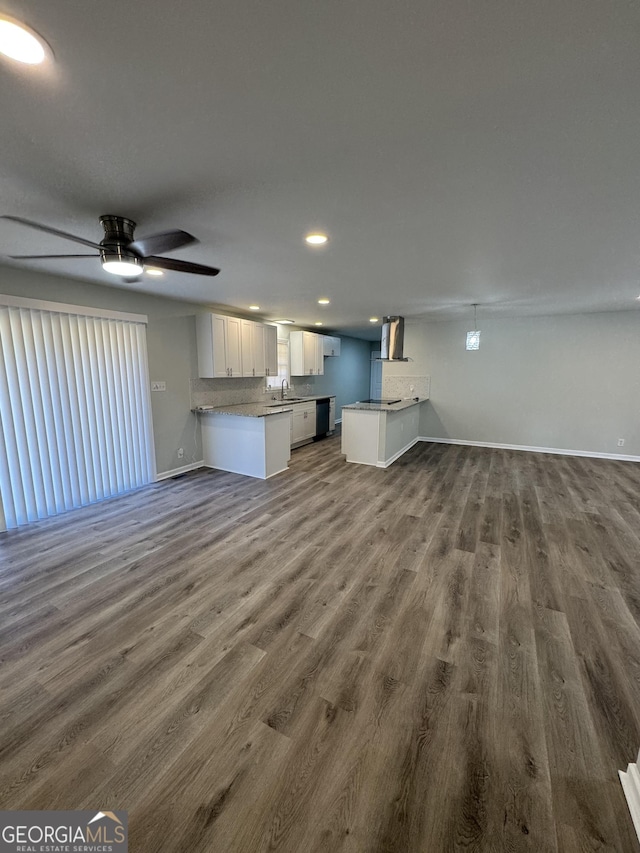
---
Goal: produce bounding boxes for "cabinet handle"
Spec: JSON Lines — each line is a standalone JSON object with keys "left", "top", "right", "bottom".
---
{"left": 253, "top": 368, "right": 255, "bottom": 376}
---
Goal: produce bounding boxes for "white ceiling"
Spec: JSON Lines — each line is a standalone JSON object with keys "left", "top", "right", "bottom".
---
{"left": 1, "top": 0, "right": 639, "bottom": 339}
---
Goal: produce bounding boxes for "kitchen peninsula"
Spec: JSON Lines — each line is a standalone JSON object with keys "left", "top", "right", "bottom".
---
{"left": 341, "top": 398, "right": 427, "bottom": 467}
{"left": 197, "top": 403, "right": 292, "bottom": 479}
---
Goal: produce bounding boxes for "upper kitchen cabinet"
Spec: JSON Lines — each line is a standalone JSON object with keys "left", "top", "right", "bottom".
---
{"left": 264, "top": 324, "right": 278, "bottom": 378}
{"left": 196, "top": 313, "right": 242, "bottom": 377}
{"left": 241, "top": 319, "right": 266, "bottom": 377}
{"left": 323, "top": 335, "right": 341, "bottom": 357}
{"left": 290, "top": 330, "right": 324, "bottom": 376}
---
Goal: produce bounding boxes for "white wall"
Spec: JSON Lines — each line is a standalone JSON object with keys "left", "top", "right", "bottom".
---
{"left": 385, "top": 312, "right": 640, "bottom": 458}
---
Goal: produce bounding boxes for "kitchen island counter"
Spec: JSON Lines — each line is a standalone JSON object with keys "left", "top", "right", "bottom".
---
{"left": 197, "top": 407, "right": 291, "bottom": 479}
{"left": 341, "top": 398, "right": 427, "bottom": 468}
{"left": 194, "top": 403, "right": 293, "bottom": 417}
{"left": 342, "top": 398, "right": 426, "bottom": 413}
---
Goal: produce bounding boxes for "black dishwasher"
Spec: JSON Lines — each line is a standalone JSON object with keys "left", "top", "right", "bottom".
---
{"left": 315, "top": 397, "right": 330, "bottom": 439}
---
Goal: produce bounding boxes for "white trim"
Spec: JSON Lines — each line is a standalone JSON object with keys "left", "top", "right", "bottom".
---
{"left": 620, "top": 759, "right": 640, "bottom": 843}
{"left": 418, "top": 436, "right": 640, "bottom": 463}
{"left": 156, "top": 460, "right": 204, "bottom": 481}
{"left": 202, "top": 462, "right": 288, "bottom": 479}
{"left": 0, "top": 293, "right": 147, "bottom": 324}
{"left": 376, "top": 436, "right": 420, "bottom": 468}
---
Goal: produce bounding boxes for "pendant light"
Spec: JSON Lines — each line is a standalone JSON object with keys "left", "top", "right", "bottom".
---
{"left": 466, "top": 304, "right": 480, "bottom": 350}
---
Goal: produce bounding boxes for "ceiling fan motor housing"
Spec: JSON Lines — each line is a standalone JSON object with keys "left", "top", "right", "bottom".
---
{"left": 99, "top": 215, "right": 142, "bottom": 269}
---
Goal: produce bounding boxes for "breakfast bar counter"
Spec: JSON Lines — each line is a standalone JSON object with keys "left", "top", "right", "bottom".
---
{"left": 196, "top": 406, "right": 291, "bottom": 479}
{"left": 341, "top": 397, "right": 427, "bottom": 467}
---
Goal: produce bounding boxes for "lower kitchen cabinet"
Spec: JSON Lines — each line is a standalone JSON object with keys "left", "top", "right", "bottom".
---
{"left": 290, "top": 401, "right": 316, "bottom": 445}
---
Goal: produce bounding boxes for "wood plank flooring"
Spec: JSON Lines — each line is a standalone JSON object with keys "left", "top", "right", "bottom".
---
{"left": 1, "top": 436, "right": 640, "bottom": 851}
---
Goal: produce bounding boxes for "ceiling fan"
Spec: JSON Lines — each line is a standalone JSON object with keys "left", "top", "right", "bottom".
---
{"left": 0, "top": 214, "right": 220, "bottom": 278}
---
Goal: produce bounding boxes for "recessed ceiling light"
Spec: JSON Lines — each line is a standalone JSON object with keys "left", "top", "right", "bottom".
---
{"left": 0, "top": 16, "right": 48, "bottom": 64}
{"left": 274, "top": 319, "right": 294, "bottom": 324}
{"left": 317, "top": 298, "right": 330, "bottom": 305}
{"left": 145, "top": 268, "right": 164, "bottom": 277}
{"left": 305, "top": 233, "right": 328, "bottom": 245}
{"left": 314, "top": 322, "right": 323, "bottom": 326}
{"left": 369, "top": 317, "right": 380, "bottom": 323}
{"left": 249, "top": 305, "right": 260, "bottom": 310}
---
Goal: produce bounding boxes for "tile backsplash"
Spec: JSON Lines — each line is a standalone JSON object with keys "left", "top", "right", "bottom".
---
{"left": 382, "top": 374, "right": 431, "bottom": 400}
{"left": 190, "top": 377, "right": 311, "bottom": 409}
{"left": 190, "top": 377, "right": 266, "bottom": 409}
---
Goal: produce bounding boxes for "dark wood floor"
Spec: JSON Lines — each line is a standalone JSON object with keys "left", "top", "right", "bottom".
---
{"left": 1, "top": 435, "right": 640, "bottom": 851}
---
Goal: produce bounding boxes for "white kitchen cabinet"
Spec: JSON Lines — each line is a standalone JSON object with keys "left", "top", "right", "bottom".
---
{"left": 197, "top": 313, "right": 242, "bottom": 378}
{"left": 241, "top": 319, "right": 266, "bottom": 377}
{"left": 290, "top": 331, "right": 324, "bottom": 376}
{"left": 264, "top": 323, "right": 277, "bottom": 377}
{"left": 290, "top": 401, "right": 316, "bottom": 445}
{"left": 323, "top": 335, "right": 341, "bottom": 357}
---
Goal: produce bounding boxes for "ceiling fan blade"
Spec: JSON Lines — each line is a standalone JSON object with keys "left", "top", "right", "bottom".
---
{"left": 1, "top": 215, "right": 103, "bottom": 250}
{"left": 9, "top": 253, "right": 100, "bottom": 259}
{"left": 129, "top": 229, "right": 198, "bottom": 257}
{"left": 144, "top": 255, "right": 220, "bottom": 276}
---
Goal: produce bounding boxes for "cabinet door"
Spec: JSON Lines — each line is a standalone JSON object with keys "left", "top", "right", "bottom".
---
{"left": 291, "top": 405, "right": 306, "bottom": 443}
{"left": 315, "top": 335, "right": 324, "bottom": 375}
{"left": 212, "top": 315, "right": 229, "bottom": 377}
{"left": 241, "top": 319, "right": 254, "bottom": 377}
{"left": 290, "top": 331, "right": 304, "bottom": 376}
{"left": 252, "top": 323, "right": 266, "bottom": 377}
{"left": 303, "top": 332, "right": 316, "bottom": 375}
{"left": 226, "top": 316, "right": 242, "bottom": 377}
{"left": 303, "top": 403, "right": 317, "bottom": 439}
{"left": 323, "top": 335, "right": 340, "bottom": 357}
{"left": 264, "top": 324, "right": 277, "bottom": 377}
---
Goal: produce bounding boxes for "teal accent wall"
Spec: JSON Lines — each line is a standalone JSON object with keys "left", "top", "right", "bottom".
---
{"left": 293, "top": 335, "right": 372, "bottom": 419}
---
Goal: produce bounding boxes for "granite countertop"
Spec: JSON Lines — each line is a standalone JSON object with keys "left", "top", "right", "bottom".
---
{"left": 194, "top": 403, "right": 294, "bottom": 418}
{"left": 194, "top": 393, "right": 335, "bottom": 419}
{"left": 342, "top": 397, "right": 427, "bottom": 413}
{"left": 264, "top": 394, "right": 335, "bottom": 403}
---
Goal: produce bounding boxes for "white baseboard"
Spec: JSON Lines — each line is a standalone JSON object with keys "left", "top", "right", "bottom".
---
{"left": 377, "top": 436, "right": 421, "bottom": 468}
{"left": 156, "top": 460, "right": 204, "bottom": 481}
{"left": 620, "top": 759, "right": 640, "bottom": 843}
{"left": 418, "top": 436, "right": 640, "bottom": 463}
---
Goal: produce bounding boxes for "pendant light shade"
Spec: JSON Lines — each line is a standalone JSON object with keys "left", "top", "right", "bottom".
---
{"left": 466, "top": 304, "right": 480, "bottom": 350}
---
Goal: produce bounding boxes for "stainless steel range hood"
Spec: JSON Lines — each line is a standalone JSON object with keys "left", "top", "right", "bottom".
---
{"left": 380, "top": 316, "right": 409, "bottom": 360}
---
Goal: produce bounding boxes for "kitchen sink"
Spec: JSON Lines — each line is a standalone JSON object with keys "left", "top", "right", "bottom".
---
{"left": 266, "top": 397, "right": 306, "bottom": 405}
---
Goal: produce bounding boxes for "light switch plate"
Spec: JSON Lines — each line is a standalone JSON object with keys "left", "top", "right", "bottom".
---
{"left": 151, "top": 381, "right": 166, "bottom": 392}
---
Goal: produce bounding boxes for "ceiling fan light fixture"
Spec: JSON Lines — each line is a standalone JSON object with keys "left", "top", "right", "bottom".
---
{"left": 102, "top": 259, "right": 143, "bottom": 277}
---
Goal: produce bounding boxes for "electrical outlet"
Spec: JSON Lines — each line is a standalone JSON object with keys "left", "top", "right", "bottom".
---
{"left": 618, "top": 438, "right": 625, "bottom": 447}
{"left": 177, "top": 447, "right": 184, "bottom": 459}
{"left": 151, "top": 381, "right": 166, "bottom": 392}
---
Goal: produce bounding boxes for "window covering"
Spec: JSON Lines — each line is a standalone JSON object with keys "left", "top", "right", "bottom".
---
{"left": 0, "top": 302, "right": 155, "bottom": 528}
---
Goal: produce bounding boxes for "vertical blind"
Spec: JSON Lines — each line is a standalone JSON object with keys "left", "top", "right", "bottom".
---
{"left": 0, "top": 301, "right": 155, "bottom": 529}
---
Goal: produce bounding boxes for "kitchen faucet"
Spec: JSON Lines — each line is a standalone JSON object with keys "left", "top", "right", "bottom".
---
{"left": 281, "top": 379, "right": 289, "bottom": 400}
